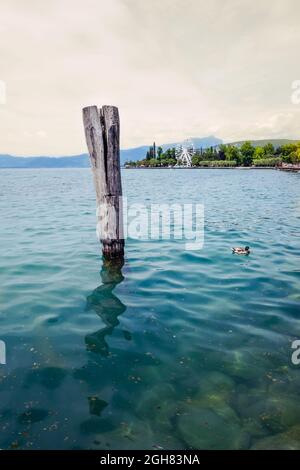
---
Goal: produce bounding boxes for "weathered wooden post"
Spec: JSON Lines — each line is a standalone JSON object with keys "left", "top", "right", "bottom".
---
{"left": 82, "top": 105, "right": 124, "bottom": 259}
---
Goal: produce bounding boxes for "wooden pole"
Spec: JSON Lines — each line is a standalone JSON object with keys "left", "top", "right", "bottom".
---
{"left": 82, "top": 105, "right": 124, "bottom": 259}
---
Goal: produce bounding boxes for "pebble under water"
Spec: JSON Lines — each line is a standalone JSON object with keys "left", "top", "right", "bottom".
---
{"left": 0, "top": 168, "right": 300, "bottom": 450}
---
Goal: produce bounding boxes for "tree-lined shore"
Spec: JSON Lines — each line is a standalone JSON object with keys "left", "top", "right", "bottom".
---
{"left": 124, "top": 141, "right": 300, "bottom": 168}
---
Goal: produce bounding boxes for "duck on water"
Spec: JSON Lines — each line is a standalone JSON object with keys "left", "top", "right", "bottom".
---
{"left": 232, "top": 246, "right": 250, "bottom": 255}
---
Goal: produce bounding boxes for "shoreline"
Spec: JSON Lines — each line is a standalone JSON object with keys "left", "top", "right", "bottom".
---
{"left": 0, "top": 166, "right": 298, "bottom": 172}
{"left": 122, "top": 166, "right": 277, "bottom": 170}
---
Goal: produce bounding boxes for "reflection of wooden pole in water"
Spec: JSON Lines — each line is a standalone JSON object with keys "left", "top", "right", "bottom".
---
{"left": 85, "top": 258, "right": 128, "bottom": 356}
{"left": 82, "top": 105, "right": 124, "bottom": 259}
{"left": 99, "top": 257, "right": 124, "bottom": 286}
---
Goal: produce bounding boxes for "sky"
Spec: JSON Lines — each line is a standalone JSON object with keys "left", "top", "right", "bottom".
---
{"left": 0, "top": 0, "right": 300, "bottom": 156}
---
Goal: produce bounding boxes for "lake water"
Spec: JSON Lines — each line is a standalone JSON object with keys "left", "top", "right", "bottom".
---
{"left": 0, "top": 168, "right": 300, "bottom": 450}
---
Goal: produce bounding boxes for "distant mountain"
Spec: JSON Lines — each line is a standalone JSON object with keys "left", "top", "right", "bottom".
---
{"left": 120, "top": 146, "right": 149, "bottom": 164}
{"left": 0, "top": 136, "right": 223, "bottom": 168}
{"left": 161, "top": 136, "right": 223, "bottom": 153}
{"left": 0, "top": 154, "right": 89, "bottom": 168}
{"left": 228, "top": 138, "right": 299, "bottom": 149}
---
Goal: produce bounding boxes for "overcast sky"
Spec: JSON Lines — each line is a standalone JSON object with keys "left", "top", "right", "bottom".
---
{"left": 0, "top": 0, "right": 300, "bottom": 155}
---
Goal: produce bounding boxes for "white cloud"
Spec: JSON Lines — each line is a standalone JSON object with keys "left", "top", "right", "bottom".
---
{"left": 36, "top": 130, "right": 47, "bottom": 138}
{"left": 0, "top": 0, "right": 300, "bottom": 155}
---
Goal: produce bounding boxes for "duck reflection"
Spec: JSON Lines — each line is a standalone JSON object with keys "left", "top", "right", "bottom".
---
{"left": 85, "top": 257, "right": 129, "bottom": 357}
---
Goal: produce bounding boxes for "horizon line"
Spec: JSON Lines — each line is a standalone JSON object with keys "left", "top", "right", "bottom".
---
{"left": 1, "top": 136, "right": 300, "bottom": 158}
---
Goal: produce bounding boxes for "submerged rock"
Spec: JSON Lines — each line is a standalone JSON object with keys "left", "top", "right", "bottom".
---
{"left": 135, "top": 364, "right": 166, "bottom": 386}
{"left": 17, "top": 408, "right": 49, "bottom": 424}
{"left": 90, "top": 417, "right": 184, "bottom": 450}
{"left": 241, "top": 417, "right": 270, "bottom": 439}
{"left": 237, "top": 392, "right": 300, "bottom": 433}
{"left": 257, "top": 393, "right": 300, "bottom": 433}
{"left": 220, "top": 350, "right": 272, "bottom": 382}
{"left": 177, "top": 403, "right": 249, "bottom": 449}
{"left": 195, "top": 371, "right": 235, "bottom": 401}
{"left": 175, "top": 369, "right": 251, "bottom": 449}
{"left": 234, "top": 387, "right": 268, "bottom": 419}
{"left": 135, "top": 382, "right": 179, "bottom": 433}
{"left": 267, "top": 367, "right": 300, "bottom": 396}
{"left": 251, "top": 425, "right": 300, "bottom": 450}
{"left": 88, "top": 397, "right": 108, "bottom": 417}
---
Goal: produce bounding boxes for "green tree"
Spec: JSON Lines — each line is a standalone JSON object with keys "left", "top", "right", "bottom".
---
{"left": 218, "top": 144, "right": 227, "bottom": 161}
{"left": 161, "top": 148, "right": 176, "bottom": 166}
{"left": 157, "top": 146, "right": 163, "bottom": 159}
{"left": 225, "top": 145, "right": 241, "bottom": 164}
{"left": 254, "top": 147, "right": 264, "bottom": 159}
{"left": 290, "top": 146, "right": 300, "bottom": 163}
{"left": 148, "top": 158, "right": 159, "bottom": 167}
{"left": 240, "top": 141, "right": 255, "bottom": 166}
{"left": 192, "top": 154, "right": 201, "bottom": 166}
{"left": 279, "top": 143, "right": 298, "bottom": 156}
{"left": 203, "top": 147, "right": 216, "bottom": 161}
{"left": 263, "top": 143, "right": 275, "bottom": 156}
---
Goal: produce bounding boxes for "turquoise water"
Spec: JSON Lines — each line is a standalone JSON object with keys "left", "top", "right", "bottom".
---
{"left": 0, "top": 168, "right": 300, "bottom": 450}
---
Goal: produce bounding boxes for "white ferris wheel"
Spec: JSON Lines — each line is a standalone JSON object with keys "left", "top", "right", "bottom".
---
{"left": 175, "top": 138, "right": 195, "bottom": 167}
